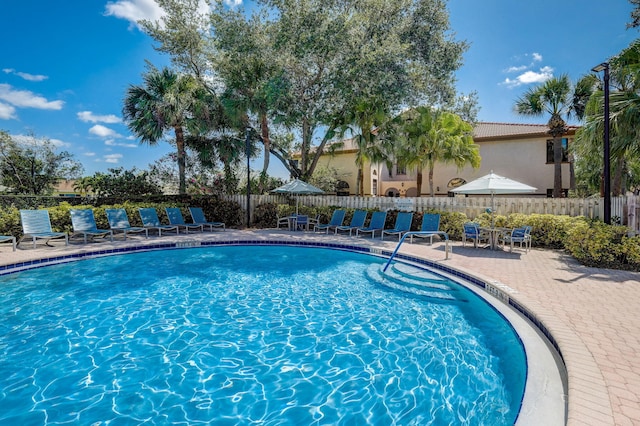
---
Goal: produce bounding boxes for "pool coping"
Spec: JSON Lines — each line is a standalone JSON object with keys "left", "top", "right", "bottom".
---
{"left": 0, "top": 234, "right": 570, "bottom": 424}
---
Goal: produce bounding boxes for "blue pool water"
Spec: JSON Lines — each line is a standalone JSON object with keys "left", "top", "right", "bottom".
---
{"left": 0, "top": 245, "right": 525, "bottom": 425}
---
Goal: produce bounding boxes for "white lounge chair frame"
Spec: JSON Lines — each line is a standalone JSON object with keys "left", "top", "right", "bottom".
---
{"left": 105, "top": 208, "right": 149, "bottom": 240}
{"left": 70, "top": 209, "right": 113, "bottom": 243}
{"left": 0, "top": 235, "right": 16, "bottom": 251}
{"left": 138, "top": 208, "right": 179, "bottom": 236}
{"left": 188, "top": 207, "right": 225, "bottom": 231}
{"left": 19, "top": 209, "right": 68, "bottom": 248}
{"left": 166, "top": 208, "right": 203, "bottom": 234}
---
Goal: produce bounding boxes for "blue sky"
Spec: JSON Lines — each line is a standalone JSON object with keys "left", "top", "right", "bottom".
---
{"left": 0, "top": 0, "right": 637, "bottom": 178}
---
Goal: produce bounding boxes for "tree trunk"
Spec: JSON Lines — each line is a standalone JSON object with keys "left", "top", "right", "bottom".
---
{"left": 259, "top": 112, "right": 270, "bottom": 194}
{"left": 416, "top": 170, "right": 423, "bottom": 197}
{"left": 357, "top": 167, "right": 364, "bottom": 196}
{"left": 569, "top": 152, "right": 576, "bottom": 192}
{"left": 301, "top": 119, "right": 310, "bottom": 178}
{"left": 175, "top": 126, "right": 186, "bottom": 194}
{"left": 552, "top": 137, "right": 563, "bottom": 197}
{"left": 613, "top": 156, "right": 625, "bottom": 196}
{"left": 428, "top": 163, "right": 435, "bottom": 197}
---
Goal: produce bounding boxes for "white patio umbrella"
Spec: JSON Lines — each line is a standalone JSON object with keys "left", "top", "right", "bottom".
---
{"left": 450, "top": 171, "right": 537, "bottom": 225}
{"left": 271, "top": 179, "right": 324, "bottom": 215}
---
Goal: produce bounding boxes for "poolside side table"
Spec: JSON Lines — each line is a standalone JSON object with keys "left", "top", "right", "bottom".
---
{"left": 479, "top": 227, "right": 509, "bottom": 250}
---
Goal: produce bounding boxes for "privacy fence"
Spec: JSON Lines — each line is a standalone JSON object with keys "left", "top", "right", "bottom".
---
{"left": 1, "top": 193, "right": 638, "bottom": 235}
{"left": 225, "top": 194, "right": 640, "bottom": 234}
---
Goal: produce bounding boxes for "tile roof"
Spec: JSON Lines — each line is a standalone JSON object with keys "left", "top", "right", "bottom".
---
{"left": 473, "top": 122, "right": 579, "bottom": 140}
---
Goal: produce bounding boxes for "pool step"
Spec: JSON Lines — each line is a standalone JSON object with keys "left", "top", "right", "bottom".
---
{"left": 390, "top": 262, "right": 450, "bottom": 283}
{"left": 366, "top": 264, "right": 459, "bottom": 302}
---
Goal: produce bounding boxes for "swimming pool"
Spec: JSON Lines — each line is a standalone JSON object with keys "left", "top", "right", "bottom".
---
{"left": 0, "top": 245, "right": 526, "bottom": 424}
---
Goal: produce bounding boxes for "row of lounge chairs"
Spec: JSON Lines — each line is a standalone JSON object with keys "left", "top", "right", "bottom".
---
{"left": 301, "top": 209, "right": 441, "bottom": 243}
{"left": 12, "top": 207, "right": 224, "bottom": 249}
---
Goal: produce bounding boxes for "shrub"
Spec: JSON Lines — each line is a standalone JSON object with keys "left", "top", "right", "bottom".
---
{"left": 253, "top": 203, "right": 278, "bottom": 228}
{"left": 565, "top": 219, "right": 639, "bottom": 269}
{"left": 438, "top": 211, "right": 469, "bottom": 240}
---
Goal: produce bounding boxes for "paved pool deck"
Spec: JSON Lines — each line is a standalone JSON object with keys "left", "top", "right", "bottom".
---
{"left": 1, "top": 228, "right": 639, "bottom": 426}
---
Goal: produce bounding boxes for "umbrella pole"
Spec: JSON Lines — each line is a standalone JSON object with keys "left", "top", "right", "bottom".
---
{"left": 491, "top": 193, "right": 495, "bottom": 228}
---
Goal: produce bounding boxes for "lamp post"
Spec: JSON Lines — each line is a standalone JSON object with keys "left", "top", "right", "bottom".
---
{"left": 245, "top": 127, "right": 251, "bottom": 228}
{"left": 591, "top": 62, "right": 611, "bottom": 224}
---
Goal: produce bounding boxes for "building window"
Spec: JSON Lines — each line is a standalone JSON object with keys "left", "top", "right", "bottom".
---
{"left": 336, "top": 180, "right": 350, "bottom": 196}
{"left": 546, "top": 138, "right": 569, "bottom": 163}
{"left": 372, "top": 178, "right": 378, "bottom": 196}
{"left": 396, "top": 163, "right": 407, "bottom": 175}
{"left": 547, "top": 188, "right": 569, "bottom": 198}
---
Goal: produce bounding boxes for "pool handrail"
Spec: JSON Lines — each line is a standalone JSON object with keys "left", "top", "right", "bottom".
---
{"left": 382, "top": 231, "right": 450, "bottom": 272}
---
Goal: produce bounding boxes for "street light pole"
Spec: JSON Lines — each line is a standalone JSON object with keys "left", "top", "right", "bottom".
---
{"left": 245, "top": 127, "right": 251, "bottom": 228}
{"left": 592, "top": 62, "right": 611, "bottom": 224}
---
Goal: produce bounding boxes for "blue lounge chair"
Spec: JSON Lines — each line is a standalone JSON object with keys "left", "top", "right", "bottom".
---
{"left": 313, "top": 209, "right": 346, "bottom": 234}
{"left": 139, "top": 208, "right": 179, "bottom": 236}
{"left": 462, "top": 222, "right": 489, "bottom": 248}
{"left": 409, "top": 213, "right": 441, "bottom": 244}
{"left": 105, "top": 208, "right": 149, "bottom": 240}
{"left": 19, "top": 209, "right": 68, "bottom": 248}
{"left": 294, "top": 215, "right": 309, "bottom": 231}
{"left": 188, "top": 207, "right": 225, "bottom": 231}
{"left": 70, "top": 209, "right": 113, "bottom": 243}
{"left": 501, "top": 225, "right": 532, "bottom": 252}
{"left": 381, "top": 212, "right": 413, "bottom": 241}
{"left": 165, "top": 207, "right": 203, "bottom": 234}
{"left": 355, "top": 211, "right": 387, "bottom": 239}
{"left": 0, "top": 235, "right": 16, "bottom": 251}
{"left": 334, "top": 210, "right": 367, "bottom": 236}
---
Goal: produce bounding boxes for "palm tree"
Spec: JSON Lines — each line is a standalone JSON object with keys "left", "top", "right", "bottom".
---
{"left": 123, "top": 66, "right": 211, "bottom": 194}
{"left": 394, "top": 107, "right": 480, "bottom": 197}
{"left": 575, "top": 40, "right": 640, "bottom": 196}
{"left": 514, "top": 75, "right": 575, "bottom": 198}
{"left": 341, "top": 98, "right": 390, "bottom": 196}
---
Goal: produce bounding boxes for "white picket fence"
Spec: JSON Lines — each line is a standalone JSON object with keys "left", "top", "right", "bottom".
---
{"left": 225, "top": 194, "right": 640, "bottom": 233}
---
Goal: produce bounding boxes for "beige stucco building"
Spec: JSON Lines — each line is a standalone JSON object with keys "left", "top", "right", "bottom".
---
{"left": 306, "top": 122, "right": 578, "bottom": 197}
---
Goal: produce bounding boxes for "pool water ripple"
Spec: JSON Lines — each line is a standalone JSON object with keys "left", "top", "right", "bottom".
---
{"left": 0, "top": 246, "right": 524, "bottom": 425}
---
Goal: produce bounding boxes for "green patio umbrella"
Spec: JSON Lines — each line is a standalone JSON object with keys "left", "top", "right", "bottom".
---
{"left": 271, "top": 179, "right": 324, "bottom": 215}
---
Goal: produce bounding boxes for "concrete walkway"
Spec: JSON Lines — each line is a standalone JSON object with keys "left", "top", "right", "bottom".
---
{"left": 1, "top": 229, "right": 639, "bottom": 425}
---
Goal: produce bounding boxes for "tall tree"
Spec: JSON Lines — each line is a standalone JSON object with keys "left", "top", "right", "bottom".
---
{"left": 514, "top": 75, "right": 575, "bottom": 198}
{"left": 575, "top": 39, "right": 640, "bottom": 196}
{"left": 392, "top": 107, "right": 480, "bottom": 196}
{"left": 628, "top": 0, "right": 640, "bottom": 28}
{"left": 340, "top": 97, "right": 391, "bottom": 195}
{"left": 123, "top": 66, "right": 213, "bottom": 194}
{"left": 0, "top": 131, "right": 83, "bottom": 195}
{"left": 142, "top": 0, "right": 470, "bottom": 182}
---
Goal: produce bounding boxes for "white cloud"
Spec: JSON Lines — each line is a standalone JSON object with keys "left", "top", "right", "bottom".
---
{"left": 532, "top": 52, "right": 543, "bottom": 62}
{"left": 104, "top": 0, "right": 212, "bottom": 29}
{"left": 0, "top": 84, "right": 64, "bottom": 110}
{"left": 84, "top": 152, "right": 97, "bottom": 157}
{"left": 505, "top": 65, "right": 527, "bottom": 73}
{"left": 104, "top": 0, "right": 165, "bottom": 29}
{"left": 502, "top": 66, "right": 554, "bottom": 88}
{"left": 104, "top": 153, "right": 123, "bottom": 163}
{"left": 0, "top": 102, "right": 17, "bottom": 120}
{"left": 2, "top": 68, "right": 48, "bottom": 82}
{"left": 105, "top": 139, "right": 138, "bottom": 148}
{"left": 11, "top": 134, "right": 70, "bottom": 148}
{"left": 89, "top": 124, "right": 121, "bottom": 138}
{"left": 77, "top": 111, "right": 121, "bottom": 124}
